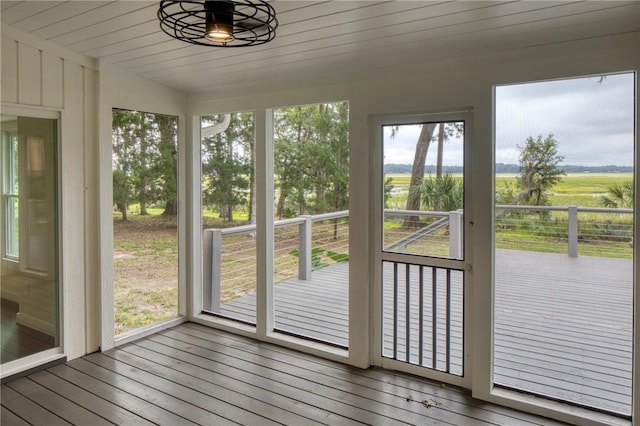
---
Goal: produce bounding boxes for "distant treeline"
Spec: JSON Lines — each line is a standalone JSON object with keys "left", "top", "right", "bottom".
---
{"left": 384, "top": 163, "right": 633, "bottom": 174}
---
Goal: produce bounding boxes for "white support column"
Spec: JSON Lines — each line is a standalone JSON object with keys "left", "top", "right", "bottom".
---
{"left": 298, "top": 215, "right": 312, "bottom": 280}
{"left": 449, "top": 210, "right": 464, "bottom": 259}
{"left": 568, "top": 206, "right": 578, "bottom": 258}
{"left": 256, "top": 108, "right": 274, "bottom": 338}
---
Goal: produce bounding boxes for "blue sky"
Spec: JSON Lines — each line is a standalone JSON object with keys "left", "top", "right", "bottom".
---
{"left": 384, "top": 72, "right": 635, "bottom": 167}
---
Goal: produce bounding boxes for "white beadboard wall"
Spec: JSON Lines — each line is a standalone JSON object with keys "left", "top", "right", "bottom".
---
{"left": 1, "top": 32, "right": 100, "bottom": 360}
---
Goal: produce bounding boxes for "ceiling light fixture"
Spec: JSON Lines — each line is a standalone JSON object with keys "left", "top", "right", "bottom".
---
{"left": 158, "top": 0, "right": 278, "bottom": 47}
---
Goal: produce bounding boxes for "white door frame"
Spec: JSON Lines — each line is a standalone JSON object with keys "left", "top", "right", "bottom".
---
{"left": 371, "top": 110, "right": 473, "bottom": 389}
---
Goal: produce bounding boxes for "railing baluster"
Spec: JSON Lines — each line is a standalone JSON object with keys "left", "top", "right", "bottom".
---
{"left": 446, "top": 268, "right": 451, "bottom": 373}
{"left": 418, "top": 265, "right": 424, "bottom": 366}
{"left": 432, "top": 267, "right": 437, "bottom": 370}
{"left": 393, "top": 262, "right": 398, "bottom": 360}
{"left": 405, "top": 263, "right": 410, "bottom": 363}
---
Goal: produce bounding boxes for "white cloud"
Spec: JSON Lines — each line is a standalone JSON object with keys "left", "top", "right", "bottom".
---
{"left": 383, "top": 73, "right": 635, "bottom": 168}
{"left": 496, "top": 73, "right": 635, "bottom": 166}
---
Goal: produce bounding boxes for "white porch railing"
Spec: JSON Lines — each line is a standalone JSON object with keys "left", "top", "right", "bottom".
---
{"left": 496, "top": 205, "right": 633, "bottom": 257}
{"left": 383, "top": 209, "right": 464, "bottom": 258}
{"left": 203, "top": 205, "right": 632, "bottom": 312}
{"left": 203, "top": 210, "right": 349, "bottom": 312}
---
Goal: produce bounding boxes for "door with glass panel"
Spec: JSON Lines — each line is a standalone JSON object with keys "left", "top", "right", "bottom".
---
{"left": 493, "top": 73, "right": 635, "bottom": 417}
{"left": 1, "top": 113, "right": 59, "bottom": 365}
{"left": 376, "top": 112, "right": 469, "bottom": 384}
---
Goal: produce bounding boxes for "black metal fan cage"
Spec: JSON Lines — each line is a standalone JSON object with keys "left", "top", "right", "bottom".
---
{"left": 158, "top": 0, "right": 278, "bottom": 47}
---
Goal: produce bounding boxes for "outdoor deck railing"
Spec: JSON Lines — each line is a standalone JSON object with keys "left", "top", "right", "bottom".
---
{"left": 495, "top": 205, "right": 633, "bottom": 257}
{"left": 203, "top": 205, "right": 632, "bottom": 311}
{"left": 203, "top": 210, "right": 349, "bottom": 312}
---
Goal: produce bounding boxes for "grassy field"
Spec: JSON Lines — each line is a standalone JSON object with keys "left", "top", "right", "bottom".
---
{"left": 384, "top": 172, "right": 633, "bottom": 259}
{"left": 387, "top": 172, "right": 633, "bottom": 207}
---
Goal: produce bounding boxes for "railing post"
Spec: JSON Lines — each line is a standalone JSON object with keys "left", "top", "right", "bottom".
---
{"left": 449, "top": 210, "right": 463, "bottom": 259}
{"left": 298, "top": 215, "right": 312, "bottom": 280}
{"left": 568, "top": 206, "right": 578, "bottom": 257}
{"left": 204, "top": 229, "right": 223, "bottom": 312}
{"left": 203, "top": 230, "right": 212, "bottom": 311}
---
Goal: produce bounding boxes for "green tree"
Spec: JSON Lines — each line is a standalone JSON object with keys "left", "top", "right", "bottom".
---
{"left": 420, "top": 173, "right": 463, "bottom": 212}
{"left": 112, "top": 109, "right": 179, "bottom": 218}
{"left": 156, "top": 114, "right": 178, "bottom": 216}
{"left": 201, "top": 113, "right": 253, "bottom": 221}
{"left": 515, "top": 134, "right": 565, "bottom": 206}
{"left": 402, "top": 123, "right": 437, "bottom": 228}
{"left": 112, "top": 169, "right": 132, "bottom": 221}
{"left": 273, "top": 102, "right": 349, "bottom": 219}
{"left": 600, "top": 181, "right": 634, "bottom": 208}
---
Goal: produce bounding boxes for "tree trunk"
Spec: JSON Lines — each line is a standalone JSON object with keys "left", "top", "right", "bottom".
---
{"left": 276, "top": 191, "right": 287, "bottom": 219}
{"left": 402, "top": 123, "right": 437, "bottom": 228}
{"left": 139, "top": 201, "right": 148, "bottom": 215}
{"left": 163, "top": 201, "right": 177, "bottom": 216}
{"left": 119, "top": 203, "right": 128, "bottom": 221}
{"left": 436, "top": 123, "right": 444, "bottom": 179}
{"left": 434, "top": 123, "right": 445, "bottom": 211}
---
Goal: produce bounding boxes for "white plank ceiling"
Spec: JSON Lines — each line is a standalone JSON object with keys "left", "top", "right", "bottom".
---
{"left": 2, "top": 1, "right": 640, "bottom": 97}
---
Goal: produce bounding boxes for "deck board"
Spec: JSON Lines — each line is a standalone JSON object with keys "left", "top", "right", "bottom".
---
{"left": 219, "top": 249, "right": 633, "bottom": 415}
{"left": 0, "top": 323, "right": 567, "bottom": 426}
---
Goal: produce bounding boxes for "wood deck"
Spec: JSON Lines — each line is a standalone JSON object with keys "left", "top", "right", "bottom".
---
{"left": 221, "top": 250, "right": 633, "bottom": 416}
{"left": 1, "top": 322, "right": 569, "bottom": 426}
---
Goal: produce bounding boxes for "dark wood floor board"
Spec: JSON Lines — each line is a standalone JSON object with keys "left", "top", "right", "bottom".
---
{"left": 125, "top": 339, "right": 370, "bottom": 426}
{"left": 0, "top": 405, "right": 31, "bottom": 426}
{"left": 2, "top": 323, "right": 572, "bottom": 426}
{"left": 179, "top": 323, "right": 567, "bottom": 426}
{"left": 66, "top": 358, "right": 225, "bottom": 425}
{"left": 1, "top": 385, "right": 71, "bottom": 426}
{"left": 6, "top": 377, "right": 112, "bottom": 426}
{"left": 120, "top": 340, "right": 415, "bottom": 426}
{"left": 169, "top": 325, "right": 550, "bottom": 426}
{"left": 495, "top": 359, "right": 632, "bottom": 400}
{"left": 29, "top": 369, "right": 155, "bottom": 426}
{"left": 494, "top": 366, "right": 628, "bottom": 415}
{"left": 84, "top": 351, "right": 270, "bottom": 426}
{"left": 47, "top": 363, "right": 207, "bottom": 426}
{"left": 495, "top": 331, "right": 631, "bottom": 366}
{"left": 93, "top": 350, "right": 289, "bottom": 426}
{"left": 494, "top": 352, "right": 631, "bottom": 387}
{"left": 494, "top": 319, "right": 631, "bottom": 349}
{"left": 494, "top": 337, "right": 630, "bottom": 372}
{"left": 147, "top": 331, "right": 470, "bottom": 426}
{"left": 494, "top": 344, "right": 630, "bottom": 378}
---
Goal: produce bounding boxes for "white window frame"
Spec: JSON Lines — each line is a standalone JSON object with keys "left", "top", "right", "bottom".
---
{"left": 2, "top": 130, "right": 19, "bottom": 260}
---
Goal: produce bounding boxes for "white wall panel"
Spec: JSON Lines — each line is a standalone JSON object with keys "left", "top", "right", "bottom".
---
{"left": 1, "top": 36, "right": 18, "bottom": 103}
{"left": 83, "top": 67, "right": 100, "bottom": 353}
{"left": 17, "top": 43, "right": 41, "bottom": 106}
{"left": 41, "top": 51, "right": 63, "bottom": 108}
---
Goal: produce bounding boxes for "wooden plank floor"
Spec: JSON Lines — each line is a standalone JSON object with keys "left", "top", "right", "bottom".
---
{"left": 1, "top": 323, "right": 569, "bottom": 426}
{"left": 221, "top": 250, "right": 633, "bottom": 416}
